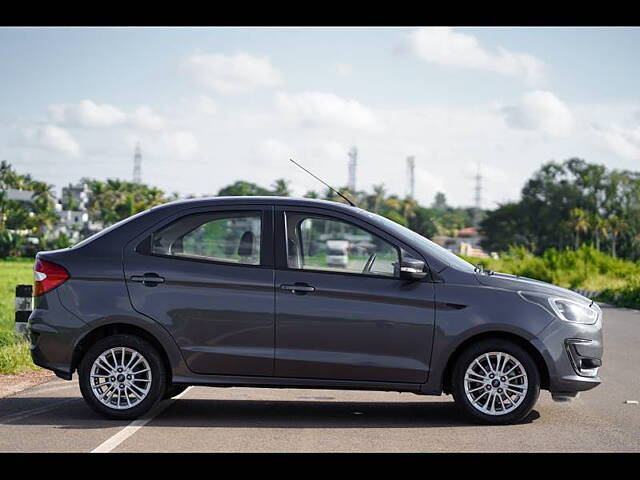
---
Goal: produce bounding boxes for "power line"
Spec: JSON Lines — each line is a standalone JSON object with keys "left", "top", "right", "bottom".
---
{"left": 406, "top": 156, "right": 415, "bottom": 199}
{"left": 133, "top": 142, "right": 142, "bottom": 184}
{"left": 347, "top": 146, "right": 357, "bottom": 192}
{"left": 473, "top": 162, "right": 482, "bottom": 226}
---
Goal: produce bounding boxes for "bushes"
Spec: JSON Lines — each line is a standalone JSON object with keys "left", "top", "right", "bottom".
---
{"left": 599, "top": 277, "right": 640, "bottom": 309}
{"left": 461, "top": 245, "right": 640, "bottom": 308}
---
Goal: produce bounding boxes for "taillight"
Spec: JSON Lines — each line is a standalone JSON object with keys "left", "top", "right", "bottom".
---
{"left": 34, "top": 258, "right": 70, "bottom": 296}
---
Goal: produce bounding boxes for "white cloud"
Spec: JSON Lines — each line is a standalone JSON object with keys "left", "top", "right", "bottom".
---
{"left": 183, "top": 52, "right": 283, "bottom": 94}
{"left": 9, "top": 93, "right": 634, "bottom": 211}
{"left": 50, "top": 100, "right": 126, "bottom": 128}
{"left": 404, "top": 27, "right": 547, "bottom": 86}
{"left": 49, "top": 100, "right": 165, "bottom": 131}
{"left": 415, "top": 168, "right": 446, "bottom": 196}
{"left": 500, "top": 90, "right": 574, "bottom": 137}
{"left": 130, "top": 106, "right": 165, "bottom": 130}
{"left": 261, "top": 138, "right": 294, "bottom": 162}
{"left": 334, "top": 62, "right": 353, "bottom": 77}
{"left": 275, "top": 91, "right": 378, "bottom": 130}
{"left": 22, "top": 125, "right": 81, "bottom": 156}
{"left": 161, "top": 131, "right": 199, "bottom": 159}
{"left": 593, "top": 124, "right": 640, "bottom": 161}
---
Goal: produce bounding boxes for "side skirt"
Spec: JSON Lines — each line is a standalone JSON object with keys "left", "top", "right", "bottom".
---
{"left": 171, "top": 374, "right": 429, "bottom": 395}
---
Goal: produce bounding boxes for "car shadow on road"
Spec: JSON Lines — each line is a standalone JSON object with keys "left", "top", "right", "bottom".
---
{"left": 0, "top": 396, "right": 129, "bottom": 429}
{"left": 0, "top": 394, "right": 541, "bottom": 430}
{"left": 1, "top": 396, "right": 540, "bottom": 429}
{"left": 150, "top": 399, "right": 540, "bottom": 428}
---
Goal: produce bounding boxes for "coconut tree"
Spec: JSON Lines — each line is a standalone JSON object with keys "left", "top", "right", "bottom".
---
{"left": 607, "top": 216, "right": 626, "bottom": 258}
{"left": 567, "top": 208, "right": 590, "bottom": 250}
{"left": 591, "top": 214, "right": 609, "bottom": 252}
{"left": 271, "top": 178, "right": 291, "bottom": 197}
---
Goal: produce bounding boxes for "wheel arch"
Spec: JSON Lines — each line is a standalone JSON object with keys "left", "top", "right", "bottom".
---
{"left": 441, "top": 331, "right": 550, "bottom": 394}
{"left": 71, "top": 323, "right": 173, "bottom": 385}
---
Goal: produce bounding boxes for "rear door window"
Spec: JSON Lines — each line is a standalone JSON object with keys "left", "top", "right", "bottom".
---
{"left": 152, "top": 211, "right": 262, "bottom": 265}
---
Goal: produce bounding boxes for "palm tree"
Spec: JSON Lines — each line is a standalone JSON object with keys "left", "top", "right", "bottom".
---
{"left": 607, "top": 216, "right": 626, "bottom": 258}
{"left": 304, "top": 190, "right": 320, "bottom": 199}
{"left": 591, "top": 214, "right": 608, "bottom": 251}
{"left": 271, "top": 178, "right": 291, "bottom": 197}
{"left": 567, "top": 208, "right": 589, "bottom": 250}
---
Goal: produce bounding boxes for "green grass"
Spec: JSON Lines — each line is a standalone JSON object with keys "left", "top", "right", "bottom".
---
{"left": 0, "top": 258, "right": 39, "bottom": 375}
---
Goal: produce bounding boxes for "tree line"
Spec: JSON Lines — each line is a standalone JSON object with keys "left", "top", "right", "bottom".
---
{"left": 480, "top": 158, "right": 639, "bottom": 260}
{"left": 2, "top": 157, "right": 638, "bottom": 262}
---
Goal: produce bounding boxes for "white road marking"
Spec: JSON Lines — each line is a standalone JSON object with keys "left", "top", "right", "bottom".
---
{"left": 0, "top": 398, "right": 81, "bottom": 424}
{"left": 90, "top": 387, "right": 192, "bottom": 453}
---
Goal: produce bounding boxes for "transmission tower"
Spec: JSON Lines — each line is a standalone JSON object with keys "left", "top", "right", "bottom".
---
{"left": 133, "top": 142, "right": 142, "bottom": 184}
{"left": 406, "top": 156, "right": 415, "bottom": 199}
{"left": 473, "top": 162, "right": 482, "bottom": 227}
{"left": 347, "top": 146, "right": 358, "bottom": 192}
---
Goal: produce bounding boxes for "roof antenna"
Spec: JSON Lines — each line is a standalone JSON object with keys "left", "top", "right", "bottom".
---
{"left": 290, "top": 158, "right": 356, "bottom": 207}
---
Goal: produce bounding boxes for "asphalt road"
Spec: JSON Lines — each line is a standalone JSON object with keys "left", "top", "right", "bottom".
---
{"left": 1, "top": 305, "right": 639, "bottom": 452}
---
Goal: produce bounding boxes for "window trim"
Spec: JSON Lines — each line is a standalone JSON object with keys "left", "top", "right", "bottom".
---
{"left": 281, "top": 210, "right": 404, "bottom": 280}
{"left": 126, "top": 205, "right": 274, "bottom": 269}
{"left": 151, "top": 210, "right": 263, "bottom": 266}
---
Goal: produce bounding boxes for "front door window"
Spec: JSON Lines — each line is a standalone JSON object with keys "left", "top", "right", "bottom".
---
{"left": 284, "top": 213, "right": 400, "bottom": 277}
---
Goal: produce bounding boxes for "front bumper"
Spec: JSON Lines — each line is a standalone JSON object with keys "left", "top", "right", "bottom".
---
{"left": 532, "top": 307, "right": 603, "bottom": 394}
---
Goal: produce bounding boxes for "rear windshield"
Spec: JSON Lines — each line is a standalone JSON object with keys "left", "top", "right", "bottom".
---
{"left": 72, "top": 209, "right": 153, "bottom": 249}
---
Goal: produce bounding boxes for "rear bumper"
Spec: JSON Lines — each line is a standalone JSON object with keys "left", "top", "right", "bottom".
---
{"left": 28, "top": 292, "right": 88, "bottom": 379}
{"left": 533, "top": 309, "right": 603, "bottom": 394}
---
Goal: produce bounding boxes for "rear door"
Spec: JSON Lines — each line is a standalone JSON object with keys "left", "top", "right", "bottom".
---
{"left": 123, "top": 205, "right": 275, "bottom": 376}
{"left": 274, "top": 206, "right": 435, "bottom": 383}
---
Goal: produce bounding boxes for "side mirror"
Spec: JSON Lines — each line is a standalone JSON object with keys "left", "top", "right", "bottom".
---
{"left": 399, "top": 258, "right": 427, "bottom": 281}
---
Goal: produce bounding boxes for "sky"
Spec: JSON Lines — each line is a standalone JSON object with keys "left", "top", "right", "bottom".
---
{"left": 1, "top": 26, "right": 639, "bottom": 210}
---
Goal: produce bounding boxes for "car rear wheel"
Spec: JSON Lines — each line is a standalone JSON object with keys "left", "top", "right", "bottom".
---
{"left": 451, "top": 339, "right": 540, "bottom": 425}
{"left": 79, "top": 334, "right": 166, "bottom": 420}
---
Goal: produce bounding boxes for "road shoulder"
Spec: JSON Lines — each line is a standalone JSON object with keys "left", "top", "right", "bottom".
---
{"left": 0, "top": 369, "right": 55, "bottom": 398}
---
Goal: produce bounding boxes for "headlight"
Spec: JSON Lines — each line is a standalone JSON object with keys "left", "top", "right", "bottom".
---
{"left": 519, "top": 292, "right": 599, "bottom": 325}
{"left": 548, "top": 297, "right": 598, "bottom": 324}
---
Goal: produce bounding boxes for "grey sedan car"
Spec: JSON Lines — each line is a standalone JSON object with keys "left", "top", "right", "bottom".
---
{"left": 28, "top": 196, "right": 602, "bottom": 424}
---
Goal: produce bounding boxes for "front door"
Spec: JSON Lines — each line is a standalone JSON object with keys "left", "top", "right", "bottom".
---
{"left": 123, "top": 206, "right": 275, "bottom": 376}
{"left": 274, "top": 207, "right": 435, "bottom": 383}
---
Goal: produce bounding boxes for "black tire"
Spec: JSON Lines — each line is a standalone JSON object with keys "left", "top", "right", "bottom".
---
{"left": 451, "top": 338, "right": 540, "bottom": 425}
{"left": 163, "top": 384, "right": 188, "bottom": 399}
{"left": 78, "top": 334, "right": 167, "bottom": 420}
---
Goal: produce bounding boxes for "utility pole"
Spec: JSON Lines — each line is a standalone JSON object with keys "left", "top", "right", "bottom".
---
{"left": 406, "top": 156, "right": 415, "bottom": 199}
{"left": 347, "top": 146, "right": 357, "bottom": 192}
{"left": 473, "top": 162, "right": 482, "bottom": 227}
{"left": 133, "top": 142, "right": 142, "bottom": 184}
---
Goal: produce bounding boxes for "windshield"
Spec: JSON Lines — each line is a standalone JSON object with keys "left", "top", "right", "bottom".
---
{"left": 359, "top": 209, "right": 476, "bottom": 272}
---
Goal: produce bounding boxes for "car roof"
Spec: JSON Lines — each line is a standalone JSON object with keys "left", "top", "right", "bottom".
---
{"left": 154, "top": 196, "right": 358, "bottom": 213}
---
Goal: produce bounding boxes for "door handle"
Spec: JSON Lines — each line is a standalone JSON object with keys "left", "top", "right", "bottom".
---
{"left": 130, "top": 274, "right": 165, "bottom": 287}
{"left": 280, "top": 283, "right": 315, "bottom": 294}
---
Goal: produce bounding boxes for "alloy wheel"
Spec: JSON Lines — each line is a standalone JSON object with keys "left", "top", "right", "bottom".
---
{"left": 463, "top": 351, "right": 528, "bottom": 416}
{"left": 89, "top": 347, "right": 152, "bottom": 410}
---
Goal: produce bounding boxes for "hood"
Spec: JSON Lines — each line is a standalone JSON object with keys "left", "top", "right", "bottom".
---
{"left": 475, "top": 272, "right": 592, "bottom": 305}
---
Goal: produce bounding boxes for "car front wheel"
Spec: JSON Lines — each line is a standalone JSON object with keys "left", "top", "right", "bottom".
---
{"left": 78, "top": 334, "right": 167, "bottom": 420}
{"left": 451, "top": 339, "right": 540, "bottom": 425}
